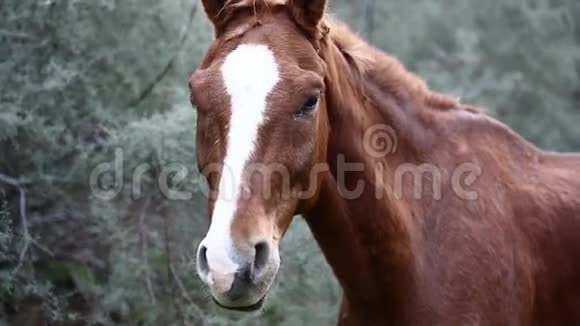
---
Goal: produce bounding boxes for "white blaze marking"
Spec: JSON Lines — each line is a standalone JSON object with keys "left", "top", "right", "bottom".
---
{"left": 199, "top": 44, "right": 279, "bottom": 288}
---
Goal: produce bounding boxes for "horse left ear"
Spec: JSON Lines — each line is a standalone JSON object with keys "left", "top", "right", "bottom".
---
{"left": 288, "top": 0, "right": 327, "bottom": 35}
{"left": 201, "top": 0, "right": 228, "bottom": 34}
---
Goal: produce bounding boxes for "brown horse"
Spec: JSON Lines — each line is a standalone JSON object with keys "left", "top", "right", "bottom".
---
{"left": 190, "top": 0, "right": 580, "bottom": 324}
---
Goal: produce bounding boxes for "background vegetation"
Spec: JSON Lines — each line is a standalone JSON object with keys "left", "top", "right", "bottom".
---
{"left": 1, "top": 0, "right": 579, "bottom": 325}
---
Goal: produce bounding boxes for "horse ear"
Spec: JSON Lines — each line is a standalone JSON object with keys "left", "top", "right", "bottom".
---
{"left": 288, "top": 0, "right": 327, "bottom": 34}
{"left": 201, "top": 0, "right": 228, "bottom": 31}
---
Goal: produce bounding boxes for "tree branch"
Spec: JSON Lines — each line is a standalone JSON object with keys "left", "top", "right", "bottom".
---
{"left": 139, "top": 197, "right": 157, "bottom": 305}
{"left": 129, "top": 2, "right": 199, "bottom": 107}
{"left": 0, "top": 174, "right": 29, "bottom": 187}
{"left": 0, "top": 173, "right": 52, "bottom": 276}
{"left": 169, "top": 263, "right": 204, "bottom": 318}
{"left": 0, "top": 29, "right": 38, "bottom": 41}
{"left": 0, "top": 29, "right": 49, "bottom": 47}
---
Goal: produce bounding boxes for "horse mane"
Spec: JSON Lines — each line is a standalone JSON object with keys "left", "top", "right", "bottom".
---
{"left": 322, "top": 18, "right": 460, "bottom": 111}
{"left": 217, "top": 0, "right": 462, "bottom": 111}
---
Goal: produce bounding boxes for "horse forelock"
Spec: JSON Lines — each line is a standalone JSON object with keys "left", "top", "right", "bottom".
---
{"left": 218, "top": 0, "right": 286, "bottom": 25}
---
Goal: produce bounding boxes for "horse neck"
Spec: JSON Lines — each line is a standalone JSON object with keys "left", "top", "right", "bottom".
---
{"left": 303, "top": 36, "right": 432, "bottom": 317}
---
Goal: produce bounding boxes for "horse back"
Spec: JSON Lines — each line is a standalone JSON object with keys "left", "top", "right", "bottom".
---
{"left": 524, "top": 152, "right": 580, "bottom": 324}
{"left": 417, "top": 114, "right": 580, "bottom": 325}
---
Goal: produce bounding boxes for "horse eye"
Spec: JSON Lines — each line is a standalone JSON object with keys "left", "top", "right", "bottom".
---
{"left": 299, "top": 96, "right": 319, "bottom": 115}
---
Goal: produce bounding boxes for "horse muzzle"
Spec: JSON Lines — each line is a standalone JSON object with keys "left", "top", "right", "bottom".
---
{"left": 196, "top": 239, "right": 280, "bottom": 310}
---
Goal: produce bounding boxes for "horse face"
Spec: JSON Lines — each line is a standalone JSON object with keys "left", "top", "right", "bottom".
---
{"left": 190, "top": 0, "right": 327, "bottom": 311}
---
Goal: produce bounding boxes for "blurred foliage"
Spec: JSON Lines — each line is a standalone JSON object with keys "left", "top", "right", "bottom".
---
{"left": 1, "top": 0, "right": 579, "bottom": 325}
{"left": 332, "top": 0, "right": 580, "bottom": 151}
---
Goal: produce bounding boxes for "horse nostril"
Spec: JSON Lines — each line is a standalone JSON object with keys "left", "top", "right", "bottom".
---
{"left": 253, "top": 241, "right": 270, "bottom": 275}
{"left": 197, "top": 245, "right": 209, "bottom": 275}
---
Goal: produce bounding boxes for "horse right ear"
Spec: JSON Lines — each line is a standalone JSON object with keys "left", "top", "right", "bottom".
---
{"left": 201, "top": 0, "right": 228, "bottom": 33}
{"left": 288, "top": 0, "right": 327, "bottom": 36}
